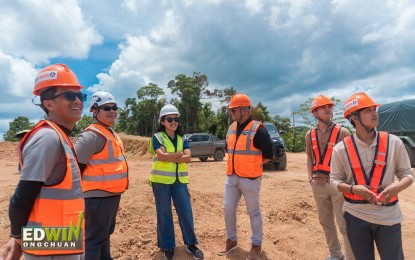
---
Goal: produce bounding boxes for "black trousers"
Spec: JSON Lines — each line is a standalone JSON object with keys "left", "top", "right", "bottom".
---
{"left": 344, "top": 211, "right": 404, "bottom": 260}
{"left": 85, "top": 195, "right": 121, "bottom": 260}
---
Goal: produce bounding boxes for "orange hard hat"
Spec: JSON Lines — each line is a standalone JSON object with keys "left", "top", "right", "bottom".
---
{"left": 33, "top": 64, "right": 83, "bottom": 96}
{"left": 310, "top": 94, "right": 334, "bottom": 112}
{"left": 229, "top": 93, "right": 252, "bottom": 108}
{"left": 343, "top": 92, "right": 380, "bottom": 118}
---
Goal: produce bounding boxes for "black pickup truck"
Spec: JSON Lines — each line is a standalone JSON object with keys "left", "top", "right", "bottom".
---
{"left": 263, "top": 122, "right": 287, "bottom": 170}
{"left": 185, "top": 133, "right": 226, "bottom": 161}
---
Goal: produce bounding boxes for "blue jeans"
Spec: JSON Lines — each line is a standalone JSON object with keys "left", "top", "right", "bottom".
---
{"left": 152, "top": 182, "right": 198, "bottom": 250}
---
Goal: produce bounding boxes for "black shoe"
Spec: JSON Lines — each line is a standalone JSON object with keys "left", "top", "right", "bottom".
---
{"left": 186, "top": 244, "right": 204, "bottom": 259}
{"left": 164, "top": 248, "right": 174, "bottom": 260}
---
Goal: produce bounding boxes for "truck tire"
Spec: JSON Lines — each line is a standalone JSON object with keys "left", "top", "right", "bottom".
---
{"left": 273, "top": 153, "right": 287, "bottom": 170}
{"left": 404, "top": 143, "right": 415, "bottom": 167}
{"left": 199, "top": 157, "right": 208, "bottom": 162}
{"left": 213, "top": 150, "right": 225, "bottom": 161}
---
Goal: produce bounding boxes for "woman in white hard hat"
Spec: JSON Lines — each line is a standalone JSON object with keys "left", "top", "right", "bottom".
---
{"left": 75, "top": 91, "right": 128, "bottom": 260}
{"left": 149, "top": 104, "right": 204, "bottom": 260}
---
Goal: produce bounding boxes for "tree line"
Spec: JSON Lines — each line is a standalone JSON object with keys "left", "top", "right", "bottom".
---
{"left": 3, "top": 72, "right": 349, "bottom": 152}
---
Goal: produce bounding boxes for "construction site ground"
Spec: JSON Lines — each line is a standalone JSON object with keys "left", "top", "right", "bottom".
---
{"left": 0, "top": 134, "right": 414, "bottom": 259}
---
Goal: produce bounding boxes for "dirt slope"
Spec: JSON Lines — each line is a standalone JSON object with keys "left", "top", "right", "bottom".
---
{"left": 0, "top": 136, "right": 414, "bottom": 259}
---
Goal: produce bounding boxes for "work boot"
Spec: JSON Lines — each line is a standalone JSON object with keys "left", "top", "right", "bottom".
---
{"left": 217, "top": 239, "right": 238, "bottom": 256}
{"left": 246, "top": 244, "right": 262, "bottom": 260}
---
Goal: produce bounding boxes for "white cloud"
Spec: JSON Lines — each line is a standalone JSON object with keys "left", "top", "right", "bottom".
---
{"left": 2, "top": 0, "right": 415, "bottom": 136}
{"left": 0, "top": 53, "right": 37, "bottom": 97}
{"left": 245, "top": 0, "right": 262, "bottom": 15}
{"left": 0, "top": 0, "right": 102, "bottom": 64}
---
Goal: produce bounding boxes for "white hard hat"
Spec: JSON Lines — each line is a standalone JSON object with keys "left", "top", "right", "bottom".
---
{"left": 159, "top": 104, "right": 180, "bottom": 119}
{"left": 89, "top": 91, "right": 117, "bottom": 112}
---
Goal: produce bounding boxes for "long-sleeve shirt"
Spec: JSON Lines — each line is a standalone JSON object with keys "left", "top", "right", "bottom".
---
{"left": 229, "top": 117, "right": 273, "bottom": 160}
{"left": 330, "top": 131, "right": 414, "bottom": 225}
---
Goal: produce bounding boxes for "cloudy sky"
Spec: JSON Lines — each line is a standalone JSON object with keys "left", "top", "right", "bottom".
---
{"left": 1, "top": 0, "right": 415, "bottom": 137}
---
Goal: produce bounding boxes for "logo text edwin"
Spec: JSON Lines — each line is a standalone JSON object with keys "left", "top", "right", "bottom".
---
{"left": 21, "top": 211, "right": 84, "bottom": 251}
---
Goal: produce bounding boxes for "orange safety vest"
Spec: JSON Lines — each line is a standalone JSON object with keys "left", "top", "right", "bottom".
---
{"left": 19, "top": 120, "right": 84, "bottom": 255}
{"left": 81, "top": 124, "right": 129, "bottom": 193}
{"left": 311, "top": 124, "right": 342, "bottom": 175}
{"left": 226, "top": 120, "right": 263, "bottom": 178}
{"left": 343, "top": 131, "right": 398, "bottom": 206}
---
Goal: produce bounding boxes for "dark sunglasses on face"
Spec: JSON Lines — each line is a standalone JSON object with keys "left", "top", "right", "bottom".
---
{"left": 166, "top": 117, "right": 179, "bottom": 123}
{"left": 229, "top": 108, "right": 238, "bottom": 113}
{"left": 50, "top": 91, "right": 87, "bottom": 102}
{"left": 102, "top": 106, "right": 118, "bottom": 111}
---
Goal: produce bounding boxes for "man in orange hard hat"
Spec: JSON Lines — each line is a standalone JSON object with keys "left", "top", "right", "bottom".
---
{"left": 1, "top": 64, "right": 86, "bottom": 260}
{"left": 330, "top": 92, "right": 414, "bottom": 259}
{"left": 217, "top": 93, "right": 273, "bottom": 260}
{"left": 305, "top": 95, "right": 353, "bottom": 260}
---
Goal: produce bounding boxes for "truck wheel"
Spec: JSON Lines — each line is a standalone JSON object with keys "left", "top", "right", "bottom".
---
{"left": 273, "top": 153, "right": 287, "bottom": 170}
{"left": 199, "top": 157, "right": 208, "bottom": 162}
{"left": 404, "top": 143, "right": 415, "bottom": 167}
{"left": 213, "top": 150, "right": 225, "bottom": 161}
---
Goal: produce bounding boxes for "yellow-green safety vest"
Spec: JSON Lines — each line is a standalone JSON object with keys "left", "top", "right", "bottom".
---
{"left": 149, "top": 132, "right": 189, "bottom": 184}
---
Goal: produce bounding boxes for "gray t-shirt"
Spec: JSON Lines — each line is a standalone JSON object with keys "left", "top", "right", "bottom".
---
{"left": 21, "top": 127, "right": 84, "bottom": 260}
{"left": 75, "top": 125, "right": 121, "bottom": 198}
{"left": 20, "top": 127, "right": 66, "bottom": 185}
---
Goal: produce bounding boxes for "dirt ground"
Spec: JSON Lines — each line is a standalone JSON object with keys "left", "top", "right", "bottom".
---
{"left": 0, "top": 135, "right": 414, "bottom": 260}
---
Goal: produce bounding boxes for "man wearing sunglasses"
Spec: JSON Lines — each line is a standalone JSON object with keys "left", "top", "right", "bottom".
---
{"left": 218, "top": 93, "right": 273, "bottom": 260}
{"left": 1, "top": 64, "right": 85, "bottom": 260}
{"left": 75, "top": 91, "right": 128, "bottom": 260}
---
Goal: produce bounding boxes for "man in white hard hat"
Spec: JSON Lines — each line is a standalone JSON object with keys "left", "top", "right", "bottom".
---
{"left": 75, "top": 91, "right": 128, "bottom": 260}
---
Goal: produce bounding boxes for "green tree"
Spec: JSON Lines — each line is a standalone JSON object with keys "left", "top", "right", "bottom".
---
{"left": 215, "top": 107, "right": 229, "bottom": 139}
{"left": 72, "top": 115, "right": 93, "bottom": 137}
{"left": 256, "top": 102, "right": 272, "bottom": 122}
{"left": 3, "top": 116, "right": 35, "bottom": 141}
{"left": 296, "top": 96, "right": 346, "bottom": 129}
{"left": 218, "top": 87, "right": 238, "bottom": 130}
{"left": 198, "top": 102, "right": 217, "bottom": 134}
{"left": 136, "top": 83, "right": 165, "bottom": 135}
{"left": 283, "top": 127, "right": 307, "bottom": 152}
{"left": 251, "top": 107, "right": 265, "bottom": 122}
{"left": 167, "top": 73, "right": 208, "bottom": 133}
{"left": 273, "top": 114, "right": 291, "bottom": 133}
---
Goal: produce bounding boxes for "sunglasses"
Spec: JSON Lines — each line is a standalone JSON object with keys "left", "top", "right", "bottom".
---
{"left": 50, "top": 91, "right": 87, "bottom": 102}
{"left": 229, "top": 108, "right": 238, "bottom": 113}
{"left": 102, "top": 106, "right": 118, "bottom": 111}
{"left": 166, "top": 117, "right": 179, "bottom": 123}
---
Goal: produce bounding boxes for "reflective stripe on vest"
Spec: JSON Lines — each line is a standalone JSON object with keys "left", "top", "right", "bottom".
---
{"left": 343, "top": 131, "right": 398, "bottom": 206}
{"left": 311, "top": 124, "right": 342, "bottom": 175}
{"left": 81, "top": 124, "right": 129, "bottom": 193}
{"left": 150, "top": 132, "right": 189, "bottom": 184}
{"left": 226, "top": 120, "right": 263, "bottom": 178}
{"left": 20, "top": 120, "right": 84, "bottom": 255}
